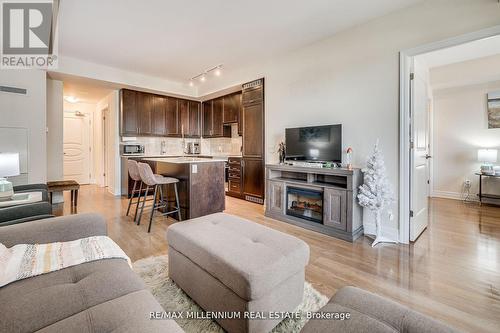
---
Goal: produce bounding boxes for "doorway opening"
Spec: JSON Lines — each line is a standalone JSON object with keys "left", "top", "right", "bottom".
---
{"left": 61, "top": 78, "right": 114, "bottom": 189}
{"left": 400, "top": 26, "right": 500, "bottom": 244}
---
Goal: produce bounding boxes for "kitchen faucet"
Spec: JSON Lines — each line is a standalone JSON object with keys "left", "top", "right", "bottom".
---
{"left": 160, "top": 140, "right": 166, "bottom": 155}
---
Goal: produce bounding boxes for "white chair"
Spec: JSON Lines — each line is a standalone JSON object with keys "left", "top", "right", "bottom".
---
{"left": 136, "top": 162, "right": 182, "bottom": 232}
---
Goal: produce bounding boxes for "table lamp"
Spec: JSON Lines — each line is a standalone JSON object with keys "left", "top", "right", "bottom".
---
{"left": 477, "top": 149, "right": 497, "bottom": 175}
{"left": 0, "top": 153, "right": 20, "bottom": 201}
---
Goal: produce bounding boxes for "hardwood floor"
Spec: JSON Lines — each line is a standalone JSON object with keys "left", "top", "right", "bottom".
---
{"left": 54, "top": 186, "right": 500, "bottom": 333}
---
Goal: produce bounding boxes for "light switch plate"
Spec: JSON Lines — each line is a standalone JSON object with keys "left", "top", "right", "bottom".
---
{"left": 192, "top": 164, "right": 197, "bottom": 173}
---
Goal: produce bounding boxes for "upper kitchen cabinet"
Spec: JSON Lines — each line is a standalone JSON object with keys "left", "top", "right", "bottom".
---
{"left": 242, "top": 80, "right": 263, "bottom": 106}
{"left": 120, "top": 89, "right": 139, "bottom": 136}
{"left": 202, "top": 98, "right": 231, "bottom": 138}
{"left": 152, "top": 95, "right": 166, "bottom": 136}
{"left": 223, "top": 92, "right": 241, "bottom": 124}
{"left": 212, "top": 97, "right": 224, "bottom": 136}
{"left": 202, "top": 100, "right": 212, "bottom": 137}
{"left": 188, "top": 101, "right": 201, "bottom": 137}
{"left": 137, "top": 92, "right": 153, "bottom": 135}
{"left": 179, "top": 99, "right": 189, "bottom": 136}
{"left": 177, "top": 99, "right": 200, "bottom": 138}
{"left": 120, "top": 88, "right": 199, "bottom": 138}
{"left": 165, "top": 97, "right": 179, "bottom": 136}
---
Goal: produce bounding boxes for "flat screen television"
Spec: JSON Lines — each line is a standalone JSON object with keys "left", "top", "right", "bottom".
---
{"left": 285, "top": 124, "right": 342, "bottom": 163}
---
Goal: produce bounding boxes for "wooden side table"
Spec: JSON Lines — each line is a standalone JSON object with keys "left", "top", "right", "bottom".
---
{"left": 47, "top": 180, "right": 80, "bottom": 206}
{"left": 475, "top": 172, "right": 500, "bottom": 206}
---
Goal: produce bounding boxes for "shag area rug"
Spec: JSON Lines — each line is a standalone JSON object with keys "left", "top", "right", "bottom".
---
{"left": 133, "top": 255, "right": 329, "bottom": 333}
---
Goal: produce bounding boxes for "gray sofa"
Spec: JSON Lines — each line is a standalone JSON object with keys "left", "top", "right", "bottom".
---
{"left": 0, "top": 184, "right": 53, "bottom": 226}
{"left": 0, "top": 213, "right": 182, "bottom": 333}
{"left": 301, "top": 286, "right": 459, "bottom": 333}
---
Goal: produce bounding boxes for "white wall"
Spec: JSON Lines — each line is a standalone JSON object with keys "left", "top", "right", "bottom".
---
{"left": 0, "top": 70, "right": 47, "bottom": 184}
{"left": 432, "top": 82, "right": 500, "bottom": 200}
{"left": 430, "top": 53, "right": 500, "bottom": 90}
{"left": 46, "top": 79, "right": 64, "bottom": 181}
{"left": 195, "top": 0, "right": 500, "bottom": 237}
{"left": 97, "top": 91, "right": 121, "bottom": 195}
{"left": 54, "top": 56, "right": 197, "bottom": 98}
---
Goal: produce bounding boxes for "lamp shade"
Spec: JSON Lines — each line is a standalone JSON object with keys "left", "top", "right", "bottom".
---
{"left": 0, "top": 153, "right": 20, "bottom": 177}
{"left": 477, "top": 149, "right": 498, "bottom": 163}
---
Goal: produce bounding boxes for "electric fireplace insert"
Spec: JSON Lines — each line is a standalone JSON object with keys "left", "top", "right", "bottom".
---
{"left": 286, "top": 187, "right": 323, "bottom": 223}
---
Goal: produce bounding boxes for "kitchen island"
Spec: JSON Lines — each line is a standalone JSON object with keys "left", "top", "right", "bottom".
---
{"left": 142, "top": 157, "right": 226, "bottom": 220}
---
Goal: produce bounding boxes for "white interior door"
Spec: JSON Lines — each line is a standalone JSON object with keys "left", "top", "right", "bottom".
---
{"left": 63, "top": 112, "right": 90, "bottom": 184}
{"left": 410, "top": 61, "right": 431, "bottom": 242}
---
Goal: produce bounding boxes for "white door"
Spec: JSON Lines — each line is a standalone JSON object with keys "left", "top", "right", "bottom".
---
{"left": 63, "top": 112, "right": 90, "bottom": 184}
{"left": 410, "top": 61, "right": 431, "bottom": 241}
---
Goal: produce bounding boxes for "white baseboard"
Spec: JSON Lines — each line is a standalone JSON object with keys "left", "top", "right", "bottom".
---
{"left": 431, "top": 190, "right": 478, "bottom": 202}
{"left": 363, "top": 223, "right": 399, "bottom": 241}
{"left": 362, "top": 209, "right": 399, "bottom": 242}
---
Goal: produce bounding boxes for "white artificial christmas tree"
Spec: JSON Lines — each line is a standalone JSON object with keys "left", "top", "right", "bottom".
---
{"left": 358, "top": 140, "right": 397, "bottom": 247}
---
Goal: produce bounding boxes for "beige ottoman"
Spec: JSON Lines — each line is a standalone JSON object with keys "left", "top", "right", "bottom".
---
{"left": 167, "top": 212, "right": 310, "bottom": 333}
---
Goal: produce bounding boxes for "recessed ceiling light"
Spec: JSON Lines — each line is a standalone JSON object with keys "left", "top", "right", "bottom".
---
{"left": 189, "top": 80, "right": 194, "bottom": 87}
{"left": 214, "top": 67, "right": 221, "bottom": 76}
{"left": 200, "top": 74, "right": 206, "bottom": 82}
{"left": 64, "top": 96, "right": 79, "bottom": 103}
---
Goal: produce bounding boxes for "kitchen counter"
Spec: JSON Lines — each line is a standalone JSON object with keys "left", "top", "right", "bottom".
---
{"left": 142, "top": 157, "right": 227, "bottom": 164}
{"left": 121, "top": 154, "right": 242, "bottom": 161}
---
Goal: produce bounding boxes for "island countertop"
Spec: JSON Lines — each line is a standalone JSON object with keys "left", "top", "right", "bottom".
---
{"left": 142, "top": 157, "right": 227, "bottom": 164}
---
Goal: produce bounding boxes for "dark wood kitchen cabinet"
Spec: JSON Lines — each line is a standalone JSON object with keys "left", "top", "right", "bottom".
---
{"left": 212, "top": 97, "right": 224, "bottom": 136}
{"left": 188, "top": 101, "right": 201, "bottom": 137}
{"left": 242, "top": 102, "right": 264, "bottom": 158}
{"left": 202, "top": 100, "right": 212, "bottom": 137}
{"left": 242, "top": 81, "right": 263, "bottom": 105}
{"left": 241, "top": 78, "right": 265, "bottom": 204}
{"left": 223, "top": 92, "right": 240, "bottom": 124}
{"left": 177, "top": 99, "right": 201, "bottom": 137}
{"left": 152, "top": 95, "right": 166, "bottom": 136}
{"left": 179, "top": 99, "right": 189, "bottom": 136}
{"left": 202, "top": 98, "right": 230, "bottom": 138}
{"left": 120, "top": 89, "right": 139, "bottom": 135}
{"left": 242, "top": 157, "right": 265, "bottom": 200}
{"left": 165, "top": 97, "right": 179, "bottom": 136}
{"left": 226, "top": 157, "right": 243, "bottom": 198}
{"left": 120, "top": 89, "right": 200, "bottom": 138}
{"left": 137, "top": 92, "right": 153, "bottom": 135}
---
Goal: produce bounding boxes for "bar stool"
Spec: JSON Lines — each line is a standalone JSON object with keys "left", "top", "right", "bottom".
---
{"left": 136, "top": 162, "right": 182, "bottom": 233}
{"left": 126, "top": 160, "right": 143, "bottom": 221}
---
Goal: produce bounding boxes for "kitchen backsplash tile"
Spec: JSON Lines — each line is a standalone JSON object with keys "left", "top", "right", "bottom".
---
{"left": 122, "top": 124, "right": 242, "bottom": 156}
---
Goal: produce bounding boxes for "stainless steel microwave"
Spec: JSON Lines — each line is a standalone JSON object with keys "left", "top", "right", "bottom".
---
{"left": 122, "top": 144, "right": 145, "bottom": 155}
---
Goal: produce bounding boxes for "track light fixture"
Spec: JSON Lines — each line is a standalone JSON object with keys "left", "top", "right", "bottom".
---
{"left": 188, "top": 64, "right": 222, "bottom": 86}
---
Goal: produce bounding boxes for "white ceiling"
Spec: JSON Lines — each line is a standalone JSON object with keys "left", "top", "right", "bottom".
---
{"left": 54, "top": 74, "right": 114, "bottom": 103}
{"left": 59, "top": 0, "right": 423, "bottom": 84}
{"left": 417, "top": 34, "right": 500, "bottom": 69}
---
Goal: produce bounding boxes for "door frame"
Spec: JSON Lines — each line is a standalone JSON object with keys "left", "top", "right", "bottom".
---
{"left": 399, "top": 25, "right": 500, "bottom": 244}
{"left": 101, "top": 107, "right": 109, "bottom": 187}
